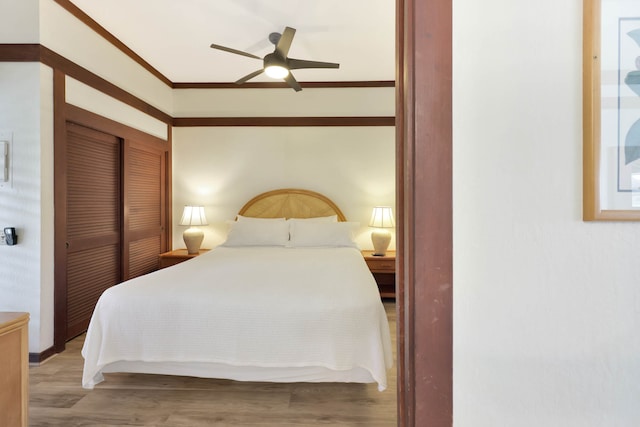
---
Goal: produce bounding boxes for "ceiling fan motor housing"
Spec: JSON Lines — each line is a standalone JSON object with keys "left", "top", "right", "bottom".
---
{"left": 268, "top": 32, "right": 281, "bottom": 45}
{"left": 264, "top": 52, "right": 287, "bottom": 69}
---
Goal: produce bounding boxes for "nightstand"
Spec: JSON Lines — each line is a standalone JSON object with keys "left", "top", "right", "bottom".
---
{"left": 362, "top": 250, "right": 396, "bottom": 299}
{"left": 158, "top": 248, "right": 210, "bottom": 269}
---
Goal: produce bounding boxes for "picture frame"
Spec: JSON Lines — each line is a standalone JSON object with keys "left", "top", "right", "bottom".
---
{"left": 584, "top": 0, "right": 640, "bottom": 220}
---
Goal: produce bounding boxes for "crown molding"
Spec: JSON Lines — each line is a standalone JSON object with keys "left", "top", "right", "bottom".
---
{"left": 172, "top": 81, "right": 395, "bottom": 89}
{"left": 173, "top": 116, "right": 395, "bottom": 127}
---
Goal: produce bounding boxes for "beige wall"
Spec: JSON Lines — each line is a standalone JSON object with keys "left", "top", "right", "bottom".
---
{"left": 171, "top": 126, "right": 395, "bottom": 250}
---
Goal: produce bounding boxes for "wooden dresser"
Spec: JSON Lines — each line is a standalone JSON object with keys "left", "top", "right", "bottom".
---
{"left": 0, "top": 312, "right": 29, "bottom": 427}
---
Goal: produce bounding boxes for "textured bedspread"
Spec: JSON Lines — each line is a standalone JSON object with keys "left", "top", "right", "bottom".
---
{"left": 81, "top": 247, "right": 393, "bottom": 390}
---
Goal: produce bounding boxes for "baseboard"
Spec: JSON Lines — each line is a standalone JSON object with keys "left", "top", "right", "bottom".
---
{"left": 29, "top": 346, "right": 56, "bottom": 364}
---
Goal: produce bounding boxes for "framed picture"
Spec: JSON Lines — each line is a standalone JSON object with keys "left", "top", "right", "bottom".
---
{"left": 584, "top": 0, "right": 640, "bottom": 220}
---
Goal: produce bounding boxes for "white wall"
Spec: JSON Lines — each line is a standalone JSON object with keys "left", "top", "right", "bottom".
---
{"left": 0, "top": 62, "right": 53, "bottom": 352}
{"left": 453, "top": 0, "right": 640, "bottom": 425}
{"left": 0, "top": 0, "right": 39, "bottom": 42}
{"left": 172, "top": 126, "right": 395, "bottom": 250}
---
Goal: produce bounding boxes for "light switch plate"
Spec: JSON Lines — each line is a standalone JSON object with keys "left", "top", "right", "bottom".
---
{"left": 0, "top": 131, "right": 12, "bottom": 189}
{"left": 0, "top": 141, "right": 8, "bottom": 182}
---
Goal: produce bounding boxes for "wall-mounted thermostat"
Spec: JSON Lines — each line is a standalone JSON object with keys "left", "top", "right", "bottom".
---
{"left": 3, "top": 227, "right": 17, "bottom": 245}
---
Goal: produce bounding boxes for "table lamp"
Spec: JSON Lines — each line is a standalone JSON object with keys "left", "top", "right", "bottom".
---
{"left": 179, "top": 205, "right": 208, "bottom": 254}
{"left": 369, "top": 206, "right": 395, "bottom": 256}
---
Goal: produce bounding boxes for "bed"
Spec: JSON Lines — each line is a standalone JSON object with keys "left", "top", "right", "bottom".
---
{"left": 81, "top": 189, "right": 393, "bottom": 391}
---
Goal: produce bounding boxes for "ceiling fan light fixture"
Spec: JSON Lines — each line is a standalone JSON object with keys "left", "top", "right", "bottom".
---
{"left": 264, "top": 65, "right": 289, "bottom": 79}
{"left": 210, "top": 26, "right": 339, "bottom": 91}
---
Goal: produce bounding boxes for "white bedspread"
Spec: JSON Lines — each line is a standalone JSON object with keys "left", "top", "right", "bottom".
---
{"left": 81, "top": 247, "right": 393, "bottom": 390}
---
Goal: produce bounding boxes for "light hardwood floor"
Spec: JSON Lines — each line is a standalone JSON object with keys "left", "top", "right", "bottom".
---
{"left": 29, "top": 302, "right": 397, "bottom": 426}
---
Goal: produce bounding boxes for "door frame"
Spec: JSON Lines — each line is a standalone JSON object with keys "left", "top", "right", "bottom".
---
{"left": 396, "top": 0, "right": 453, "bottom": 425}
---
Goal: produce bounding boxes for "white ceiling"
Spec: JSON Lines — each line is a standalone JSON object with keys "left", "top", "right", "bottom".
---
{"left": 69, "top": 0, "right": 396, "bottom": 84}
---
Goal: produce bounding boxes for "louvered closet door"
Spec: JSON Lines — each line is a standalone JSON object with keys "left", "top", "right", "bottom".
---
{"left": 65, "top": 123, "right": 122, "bottom": 340}
{"left": 123, "top": 139, "right": 167, "bottom": 280}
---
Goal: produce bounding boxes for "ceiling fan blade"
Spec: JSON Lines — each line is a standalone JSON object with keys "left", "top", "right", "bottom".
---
{"left": 288, "top": 58, "right": 340, "bottom": 70}
{"left": 210, "top": 43, "right": 261, "bottom": 60}
{"left": 235, "top": 69, "right": 264, "bottom": 85}
{"left": 275, "top": 27, "right": 296, "bottom": 57}
{"left": 284, "top": 72, "right": 302, "bottom": 92}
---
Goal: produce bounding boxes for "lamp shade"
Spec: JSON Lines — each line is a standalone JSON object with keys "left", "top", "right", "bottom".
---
{"left": 179, "top": 206, "right": 208, "bottom": 254}
{"left": 179, "top": 206, "right": 208, "bottom": 226}
{"left": 369, "top": 206, "right": 394, "bottom": 256}
{"left": 369, "top": 206, "right": 395, "bottom": 228}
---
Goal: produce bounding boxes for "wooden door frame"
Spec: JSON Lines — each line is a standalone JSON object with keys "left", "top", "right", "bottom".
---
{"left": 397, "top": 0, "right": 453, "bottom": 425}
{"left": 53, "top": 70, "right": 67, "bottom": 353}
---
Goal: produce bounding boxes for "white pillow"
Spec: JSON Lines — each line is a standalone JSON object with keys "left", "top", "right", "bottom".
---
{"left": 288, "top": 221, "right": 359, "bottom": 248}
{"left": 236, "top": 215, "right": 286, "bottom": 222}
{"left": 222, "top": 220, "right": 289, "bottom": 247}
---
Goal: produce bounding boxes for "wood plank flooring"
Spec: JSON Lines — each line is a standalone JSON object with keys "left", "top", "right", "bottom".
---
{"left": 29, "top": 302, "right": 397, "bottom": 426}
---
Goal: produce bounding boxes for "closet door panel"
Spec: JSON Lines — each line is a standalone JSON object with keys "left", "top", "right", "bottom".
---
{"left": 65, "top": 123, "right": 121, "bottom": 340}
{"left": 66, "top": 245, "right": 119, "bottom": 338}
{"left": 123, "top": 139, "right": 167, "bottom": 280}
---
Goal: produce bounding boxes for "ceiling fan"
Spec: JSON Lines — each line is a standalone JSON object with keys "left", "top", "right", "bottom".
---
{"left": 210, "top": 26, "right": 339, "bottom": 92}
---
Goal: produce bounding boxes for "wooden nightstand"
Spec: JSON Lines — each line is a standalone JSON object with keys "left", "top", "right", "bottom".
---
{"left": 158, "top": 248, "right": 210, "bottom": 269}
{"left": 362, "top": 250, "right": 396, "bottom": 299}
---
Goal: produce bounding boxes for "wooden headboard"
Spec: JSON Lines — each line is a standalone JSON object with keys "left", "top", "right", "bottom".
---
{"left": 238, "top": 189, "right": 346, "bottom": 221}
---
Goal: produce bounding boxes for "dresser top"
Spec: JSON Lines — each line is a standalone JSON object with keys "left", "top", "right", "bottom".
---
{"left": 0, "top": 312, "right": 29, "bottom": 334}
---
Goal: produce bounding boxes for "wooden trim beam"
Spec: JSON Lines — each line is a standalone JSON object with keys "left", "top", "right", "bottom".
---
{"left": 1, "top": 44, "right": 392, "bottom": 127}
{"left": 52, "top": 0, "right": 173, "bottom": 87}
{"left": 0, "top": 44, "right": 41, "bottom": 61}
{"left": 0, "top": 44, "right": 172, "bottom": 126}
{"left": 65, "top": 104, "right": 168, "bottom": 145}
{"left": 38, "top": 46, "right": 173, "bottom": 125}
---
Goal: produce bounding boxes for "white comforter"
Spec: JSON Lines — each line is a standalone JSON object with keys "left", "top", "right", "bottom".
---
{"left": 81, "top": 246, "right": 393, "bottom": 390}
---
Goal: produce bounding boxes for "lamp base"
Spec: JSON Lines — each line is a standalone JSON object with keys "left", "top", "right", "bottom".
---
{"left": 371, "top": 229, "right": 391, "bottom": 256}
{"left": 183, "top": 227, "right": 204, "bottom": 255}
